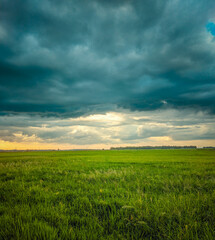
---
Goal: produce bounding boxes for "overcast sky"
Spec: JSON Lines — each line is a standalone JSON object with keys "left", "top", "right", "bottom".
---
{"left": 0, "top": 0, "right": 215, "bottom": 149}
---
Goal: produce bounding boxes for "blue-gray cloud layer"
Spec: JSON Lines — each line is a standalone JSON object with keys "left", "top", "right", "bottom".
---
{"left": 0, "top": 0, "right": 215, "bottom": 116}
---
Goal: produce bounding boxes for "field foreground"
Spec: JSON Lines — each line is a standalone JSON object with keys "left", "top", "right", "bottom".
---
{"left": 0, "top": 150, "right": 215, "bottom": 239}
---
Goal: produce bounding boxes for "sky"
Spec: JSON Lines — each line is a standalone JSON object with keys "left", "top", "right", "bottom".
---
{"left": 0, "top": 0, "right": 215, "bottom": 150}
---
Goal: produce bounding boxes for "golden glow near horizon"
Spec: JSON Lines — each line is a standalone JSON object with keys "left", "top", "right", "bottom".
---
{"left": 1, "top": 139, "right": 215, "bottom": 150}
{"left": 0, "top": 110, "right": 215, "bottom": 150}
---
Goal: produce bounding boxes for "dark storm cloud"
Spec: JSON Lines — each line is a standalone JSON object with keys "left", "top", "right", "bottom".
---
{"left": 0, "top": 0, "right": 215, "bottom": 116}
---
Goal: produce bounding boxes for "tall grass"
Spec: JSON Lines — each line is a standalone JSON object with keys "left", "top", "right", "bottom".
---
{"left": 0, "top": 150, "right": 214, "bottom": 239}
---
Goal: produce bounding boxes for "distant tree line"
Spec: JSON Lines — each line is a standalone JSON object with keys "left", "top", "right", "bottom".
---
{"left": 110, "top": 146, "right": 197, "bottom": 150}
{"left": 203, "top": 146, "right": 215, "bottom": 149}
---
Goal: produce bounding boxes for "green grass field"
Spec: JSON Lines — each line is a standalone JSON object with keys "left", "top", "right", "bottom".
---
{"left": 0, "top": 150, "right": 215, "bottom": 240}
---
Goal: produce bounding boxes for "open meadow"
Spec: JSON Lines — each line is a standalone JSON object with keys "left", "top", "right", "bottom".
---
{"left": 0, "top": 149, "right": 215, "bottom": 240}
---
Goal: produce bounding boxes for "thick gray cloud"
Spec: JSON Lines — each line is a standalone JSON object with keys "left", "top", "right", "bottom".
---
{"left": 0, "top": 0, "right": 215, "bottom": 116}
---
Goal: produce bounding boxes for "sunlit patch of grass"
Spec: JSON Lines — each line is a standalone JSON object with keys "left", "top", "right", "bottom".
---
{"left": 0, "top": 149, "right": 215, "bottom": 239}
